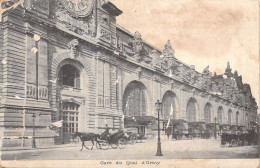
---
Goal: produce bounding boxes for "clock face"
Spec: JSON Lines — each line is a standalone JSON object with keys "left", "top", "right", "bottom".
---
{"left": 61, "top": 0, "right": 94, "bottom": 17}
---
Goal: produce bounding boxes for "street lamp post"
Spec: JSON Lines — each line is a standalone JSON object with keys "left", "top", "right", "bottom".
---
{"left": 155, "top": 100, "right": 163, "bottom": 156}
{"left": 32, "top": 113, "right": 37, "bottom": 148}
{"left": 214, "top": 117, "right": 217, "bottom": 139}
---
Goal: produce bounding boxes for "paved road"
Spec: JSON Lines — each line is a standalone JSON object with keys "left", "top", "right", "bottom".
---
{"left": 1, "top": 138, "right": 259, "bottom": 160}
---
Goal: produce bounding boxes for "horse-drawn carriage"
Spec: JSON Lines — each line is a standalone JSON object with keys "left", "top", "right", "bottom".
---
{"left": 220, "top": 129, "right": 258, "bottom": 147}
{"left": 73, "top": 130, "right": 127, "bottom": 151}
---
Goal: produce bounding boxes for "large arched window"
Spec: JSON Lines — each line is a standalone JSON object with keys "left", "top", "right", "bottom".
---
{"left": 162, "top": 91, "right": 176, "bottom": 120}
{"left": 123, "top": 81, "right": 146, "bottom": 117}
{"left": 204, "top": 103, "right": 212, "bottom": 123}
{"left": 186, "top": 98, "right": 198, "bottom": 122}
{"left": 217, "top": 107, "right": 223, "bottom": 124}
{"left": 236, "top": 111, "right": 239, "bottom": 125}
{"left": 228, "top": 109, "right": 232, "bottom": 125}
{"left": 59, "top": 64, "right": 80, "bottom": 89}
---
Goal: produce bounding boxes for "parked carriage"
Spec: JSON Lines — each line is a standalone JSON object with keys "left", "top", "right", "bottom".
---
{"left": 170, "top": 119, "right": 189, "bottom": 140}
{"left": 204, "top": 123, "right": 220, "bottom": 138}
{"left": 124, "top": 116, "right": 156, "bottom": 141}
{"left": 188, "top": 121, "right": 206, "bottom": 138}
{"left": 220, "top": 124, "right": 231, "bottom": 134}
{"left": 220, "top": 129, "right": 258, "bottom": 147}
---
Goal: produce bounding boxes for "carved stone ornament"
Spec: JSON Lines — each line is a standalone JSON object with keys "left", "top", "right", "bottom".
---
{"left": 135, "top": 67, "right": 142, "bottom": 80}
{"left": 56, "top": 0, "right": 97, "bottom": 37}
{"left": 162, "top": 40, "right": 175, "bottom": 69}
{"left": 128, "top": 32, "right": 150, "bottom": 63}
{"left": 202, "top": 65, "right": 212, "bottom": 77}
{"left": 153, "top": 74, "right": 161, "bottom": 82}
{"left": 68, "top": 39, "right": 79, "bottom": 59}
{"left": 61, "top": 0, "right": 94, "bottom": 18}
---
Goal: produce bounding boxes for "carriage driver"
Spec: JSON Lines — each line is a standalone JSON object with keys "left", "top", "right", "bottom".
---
{"left": 100, "top": 124, "right": 110, "bottom": 140}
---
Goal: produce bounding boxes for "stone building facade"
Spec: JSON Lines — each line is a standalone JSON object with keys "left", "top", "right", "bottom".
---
{"left": 0, "top": 0, "right": 258, "bottom": 148}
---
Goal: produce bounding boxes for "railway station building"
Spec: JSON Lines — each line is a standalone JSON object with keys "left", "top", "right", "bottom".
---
{"left": 0, "top": 0, "right": 258, "bottom": 148}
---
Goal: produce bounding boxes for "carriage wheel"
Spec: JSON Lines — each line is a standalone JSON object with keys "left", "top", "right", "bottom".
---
{"left": 119, "top": 138, "right": 127, "bottom": 149}
{"left": 110, "top": 141, "right": 119, "bottom": 149}
{"left": 97, "top": 141, "right": 109, "bottom": 150}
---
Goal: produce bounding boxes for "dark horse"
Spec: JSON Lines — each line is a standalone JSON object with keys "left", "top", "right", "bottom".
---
{"left": 73, "top": 132, "right": 99, "bottom": 151}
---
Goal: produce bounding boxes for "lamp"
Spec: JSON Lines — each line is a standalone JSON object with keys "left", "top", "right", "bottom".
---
{"left": 155, "top": 100, "right": 163, "bottom": 156}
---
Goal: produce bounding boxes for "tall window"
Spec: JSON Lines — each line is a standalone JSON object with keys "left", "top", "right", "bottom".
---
{"left": 123, "top": 82, "right": 146, "bottom": 117}
{"left": 228, "top": 110, "right": 232, "bottom": 125}
{"left": 236, "top": 112, "right": 239, "bottom": 125}
{"left": 62, "top": 102, "right": 79, "bottom": 134}
{"left": 186, "top": 98, "right": 197, "bottom": 122}
{"left": 162, "top": 91, "right": 176, "bottom": 120}
{"left": 204, "top": 103, "right": 212, "bottom": 123}
{"left": 59, "top": 64, "right": 80, "bottom": 89}
{"left": 217, "top": 107, "right": 223, "bottom": 124}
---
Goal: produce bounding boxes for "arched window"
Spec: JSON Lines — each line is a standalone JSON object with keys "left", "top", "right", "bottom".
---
{"left": 204, "top": 103, "right": 212, "bottom": 123}
{"left": 217, "top": 107, "right": 223, "bottom": 124}
{"left": 236, "top": 112, "right": 239, "bottom": 125}
{"left": 228, "top": 110, "right": 232, "bottom": 125}
{"left": 186, "top": 98, "right": 197, "bottom": 122}
{"left": 123, "top": 81, "right": 146, "bottom": 117}
{"left": 162, "top": 91, "right": 176, "bottom": 120}
{"left": 59, "top": 64, "right": 80, "bottom": 89}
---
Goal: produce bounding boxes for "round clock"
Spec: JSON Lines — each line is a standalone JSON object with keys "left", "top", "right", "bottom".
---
{"left": 61, "top": 0, "right": 94, "bottom": 17}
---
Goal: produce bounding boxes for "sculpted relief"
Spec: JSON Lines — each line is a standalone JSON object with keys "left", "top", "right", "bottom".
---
{"left": 54, "top": 0, "right": 97, "bottom": 38}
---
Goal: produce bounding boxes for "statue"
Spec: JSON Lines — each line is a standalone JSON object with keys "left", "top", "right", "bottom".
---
{"left": 130, "top": 31, "right": 148, "bottom": 62}
{"left": 162, "top": 40, "right": 175, "bottom": 69}
{"left": 202, "top": 65, "right": 212, "bottom": 77}
{"left": 68, "top": 39, "right": 79, "bottom": 59}
{"left": 163, "top": 40, "right": 175, "bottom": 59}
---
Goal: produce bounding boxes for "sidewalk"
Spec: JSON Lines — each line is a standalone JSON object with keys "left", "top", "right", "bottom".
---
{"left": 1, "top": 143, "right": 79, "bottom": 152}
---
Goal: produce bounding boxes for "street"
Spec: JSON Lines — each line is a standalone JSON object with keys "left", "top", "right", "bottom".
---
{"left": 1, "top": 138, "right": 259, "bottom": 160}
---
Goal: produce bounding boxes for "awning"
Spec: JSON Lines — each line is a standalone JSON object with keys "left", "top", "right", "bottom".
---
{"left": 124, "top": 116, "right": 156, "bottom": 126}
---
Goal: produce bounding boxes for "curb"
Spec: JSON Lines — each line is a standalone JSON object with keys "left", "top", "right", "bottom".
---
{"left": 1, "top": 144, "right": 79, "bottom": 152}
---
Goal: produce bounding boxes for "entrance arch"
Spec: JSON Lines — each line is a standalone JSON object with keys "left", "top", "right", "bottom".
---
{"left": 161, "top": 91, "right": 177, "bottom": 120}
{"left": 217, "top": 106, "right": 223, "bottom": 124}
{"left": 186, "top": 98, "right": 199, "bottom": 122}
{"left": 123, "top": 81, "right": 148, "bottom": 117}
{"left": 204, "top": 103, "right": 212, "bottom": 123}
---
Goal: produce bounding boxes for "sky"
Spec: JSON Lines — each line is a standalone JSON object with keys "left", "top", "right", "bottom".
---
{"left": 110, "top": 0, "right": 259, "bottom": 109}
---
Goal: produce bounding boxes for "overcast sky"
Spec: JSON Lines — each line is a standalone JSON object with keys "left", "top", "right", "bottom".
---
{"left": 110, "top": 0, "right": 259, "bottom": 110}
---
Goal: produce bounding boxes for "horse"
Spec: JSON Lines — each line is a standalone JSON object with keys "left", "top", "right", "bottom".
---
{"left": 73, "top": 132, "right": 99, "bottom": 151}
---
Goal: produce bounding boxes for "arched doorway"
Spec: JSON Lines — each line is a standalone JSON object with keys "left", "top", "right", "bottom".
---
{"left": 161, "top": 91, "right": 177, "bottom": 120}
{"left": 57, "top": 62, "right": 85, "bottom": 144}
{"left": 217, "top": 107, "right": 223, "bottom": 124}
{"left": 186, "top": 98, "right": 198, "bottom": 122}
{"left": 161, "top": 91, "right": 177, "bottom": 133}
{"left": 228, "top": 109, "right": 232, "bottom": 125}
{"left": 123, "top": 81, "right": 147, "bottom": 116}
{"left": 122, "top": 81, "right": 148, "bottom": 135}
{"left": 204, "top": 103, "right": 212, "bottom": 123}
